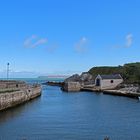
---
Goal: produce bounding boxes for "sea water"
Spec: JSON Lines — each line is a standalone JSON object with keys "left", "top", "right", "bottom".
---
{"left": 0, "top": 79, "right": 140, "bottom": 140}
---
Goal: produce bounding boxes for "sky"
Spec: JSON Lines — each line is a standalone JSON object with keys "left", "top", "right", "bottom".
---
{"left": 0, "top": 0, "right": 140, "bottom": 78}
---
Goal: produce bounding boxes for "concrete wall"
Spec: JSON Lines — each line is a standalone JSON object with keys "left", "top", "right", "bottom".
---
{"left": 0, "top": 86, "right": 41, "bottom": 111}
{"left": 101, "top": 79, "right": 123, "bottom": 90}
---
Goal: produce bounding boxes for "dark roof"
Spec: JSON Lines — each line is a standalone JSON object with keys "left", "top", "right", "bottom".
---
{"left": 99, "top": 74, "right": 122, "bottom": 80}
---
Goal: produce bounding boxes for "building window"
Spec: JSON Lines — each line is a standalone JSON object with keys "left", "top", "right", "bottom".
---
{"left": 110, "top": 80, "right": 114, "bottom": 83}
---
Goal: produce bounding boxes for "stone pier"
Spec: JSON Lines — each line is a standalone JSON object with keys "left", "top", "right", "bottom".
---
{"left": 0, "top": 81, "right": 42, "bottom": 111}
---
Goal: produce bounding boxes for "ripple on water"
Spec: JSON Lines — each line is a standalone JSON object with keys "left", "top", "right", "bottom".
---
{"left": 0, "top": 83, "right": 140, "bottom": 140}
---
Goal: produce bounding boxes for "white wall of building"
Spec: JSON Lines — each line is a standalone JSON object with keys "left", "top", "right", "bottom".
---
{"left": 95, "top": 75, "right": 123, "bottom": 90}
{"left": 100, "top": 79, "right": 123, "bottom": 90}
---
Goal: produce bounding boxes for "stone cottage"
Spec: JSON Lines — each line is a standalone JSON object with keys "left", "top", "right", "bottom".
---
{"left": 95, "top": 74, "right": 123, "bottom": 90}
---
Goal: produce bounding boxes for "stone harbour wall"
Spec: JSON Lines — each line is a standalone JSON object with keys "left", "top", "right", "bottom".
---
{"left": 63, "top": 82, "right": 81, "bottom": 92}
{"left": 0, "top": 80, "right": 27, "bottom": 89}
{"left": 0, "top": 85, "right": 41, "bottom": 111}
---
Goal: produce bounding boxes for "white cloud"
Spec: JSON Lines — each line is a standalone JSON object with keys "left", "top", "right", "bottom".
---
{"left": 75, "top": 37, "right": 88, "bottom": 53}
{"left": 125, "top": 33, "right": 133, "bottom": 48}
{"left": 24, "top": 35, "right": 48, "bottom": 48}
{"left": 31, "top": 38, "right": 47, "bottom": 48}
{"left": 113, "top": 33, "right": 133, "bottom": 48}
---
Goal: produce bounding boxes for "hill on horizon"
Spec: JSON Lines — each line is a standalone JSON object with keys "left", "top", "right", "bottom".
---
{"left": 88, "top": 62, "right": 140, "bottom": 84}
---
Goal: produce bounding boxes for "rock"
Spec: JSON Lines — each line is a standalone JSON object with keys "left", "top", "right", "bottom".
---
{"left": 63, "top": 72, "right": 94, "bottom": 92}
{"left": 80, "top": 72, "right": 94, "bottom": 85}
{"left": 43, "top": 81, "right": 64, "bottom": 87}
{"left": 119, "top": 85, "right": 140, "bottom": 93}
{"left": 64, "top": 74, "right": 80, "bottom": 83}
{"left": 62, "top": 82, "right": 81, "bottom": 92}
{"left": 64, "top": 72, "right": 94, "bottom": 85}
{"left": 104, "top": 136, "right": 110, "bottom": 140}
{"left": 80, "top": 72, "right": 93, "bottom": 81}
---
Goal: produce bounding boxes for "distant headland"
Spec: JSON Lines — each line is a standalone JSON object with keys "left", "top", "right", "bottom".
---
{"left": 38, "top": 75, "right": 70, "bottom": 79}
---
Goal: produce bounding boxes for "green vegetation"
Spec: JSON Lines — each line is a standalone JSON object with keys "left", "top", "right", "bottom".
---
{"left": 88, "top": 62, "right": 140, "bottom": 84}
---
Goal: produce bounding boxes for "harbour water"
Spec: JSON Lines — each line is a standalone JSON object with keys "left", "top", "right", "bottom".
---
{"left": 0, "top": 79, "right": 140, "bottom": 140}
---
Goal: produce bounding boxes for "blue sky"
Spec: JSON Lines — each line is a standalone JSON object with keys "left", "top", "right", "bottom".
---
{"left": 0, "top": 0, "right": 140, "bottom": 78}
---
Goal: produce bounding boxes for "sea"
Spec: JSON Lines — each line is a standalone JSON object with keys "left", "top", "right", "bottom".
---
{"left": 0, "top": 78, "right": 140, "bottom": 140}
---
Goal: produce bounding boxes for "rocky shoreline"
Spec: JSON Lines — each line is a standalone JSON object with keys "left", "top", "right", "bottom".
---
{"left": 45, "top": 72, "right": 140, "bottom": 99}
{"left": 43, "top": 81, "right": 64, "bottom": 87}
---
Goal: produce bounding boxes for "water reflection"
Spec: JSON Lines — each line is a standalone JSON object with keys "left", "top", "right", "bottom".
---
{"left": 0, "top": 97, "right": 41, "bottom": 124}
{"left": 0, "top": 84, "right": 140, "bottom": 140}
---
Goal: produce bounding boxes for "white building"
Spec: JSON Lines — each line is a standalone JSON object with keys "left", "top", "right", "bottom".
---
{"left": 95, "top": 74, "right": 123, "bottom": 90}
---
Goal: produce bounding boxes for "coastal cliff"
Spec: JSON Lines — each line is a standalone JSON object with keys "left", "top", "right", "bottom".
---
{"left": 0, "top": 81, "right": 41, "bottom": 111}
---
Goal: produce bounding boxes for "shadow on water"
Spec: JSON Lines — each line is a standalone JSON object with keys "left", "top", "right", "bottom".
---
{"left": 0, "top": 96, "right": 41, "bottom": 124}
